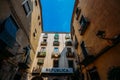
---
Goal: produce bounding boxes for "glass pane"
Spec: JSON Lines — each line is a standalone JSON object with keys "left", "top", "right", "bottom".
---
{"left": 54, "top": 47, "right": 58, "bottom": 52}
{"left": 23, "top": 1, "right": 30, "bottom": 15}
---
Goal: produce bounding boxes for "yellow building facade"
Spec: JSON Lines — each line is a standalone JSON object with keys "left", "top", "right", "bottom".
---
{"left": 0, "top": 0, "right": 42, "bottom": 80}
{"left": 71, "top": 0, "right": 120, "bottom": 80}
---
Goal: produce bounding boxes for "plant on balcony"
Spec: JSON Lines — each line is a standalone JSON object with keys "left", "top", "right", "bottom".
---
{"left": 37, "top": 59, "right": 44, "bottom": 65}
{"left": 66, "top": 52, "right": 74, "bottom": 58}
{"left": 41, "top": 41, "right": 47, "bottom": 46}
{"left": 37, "top": 52, "right": 46, "bottom": 57}
{"left": 51, "top": 52, "right": 60, "bottom": 58}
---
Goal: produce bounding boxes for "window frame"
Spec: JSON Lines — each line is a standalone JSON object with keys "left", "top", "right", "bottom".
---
{"left": 76, "top": 8, "right": 81, "bottom": 20}
{"left": 79, "top": 15, "right": 89, "bottom": 35}
{"left": 68, "top": 60, "right": 74, "bottom": 68}
{"left": 54, "top": 47, "right": 59, "bottom": 53}
{"left": 53, "top": 60, "right": 59, "bottom": 67}
{"left": 40, "top": 47, "right": 46, "bottom": 52}
{"left": 22, "top": 0, "right": 32, "bottom": 17}
{"left": 80, "top": 41, "right": 88, "bottom": 58}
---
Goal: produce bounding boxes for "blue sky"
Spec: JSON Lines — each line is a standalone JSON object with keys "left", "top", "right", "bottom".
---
{"left": 40, "top": 0, "right": 75, "bottom": 32}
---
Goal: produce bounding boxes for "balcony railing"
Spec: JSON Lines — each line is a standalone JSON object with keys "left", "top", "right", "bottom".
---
{"left": 43, "top": 35, "right": 48, "bottom": 38}
{"left": 51, "top": 52, "right": 60, "bottom": 58}
{"left": 66, "top": 52, "right": 74, "bottom": 58}
{"left": 65, "top": 35, "right": 70, "bottom": 39}
{"left": 65, "top": 40, "right": 72, "bottom": 46}
{"left": 37, "top": 59, "right": 44, "bottom": 65}
{"left": 37, "top": 52, "right": 46, "bottom": 57}
{"left": 53, "top": 41, "right": 59, "bottom": 46}
{"left": 41, "top": 41, "right": 47, "bottom": 46}
{"left": 32, "top": 67, "right": 41, "bottom": 75}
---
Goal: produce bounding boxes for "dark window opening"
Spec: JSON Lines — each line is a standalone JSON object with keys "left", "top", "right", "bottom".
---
{"left": 75, "top": 35, "right": 78, "bottom": 49}
{"left": 79, "top": 15, "right": 89, "bottom": 35}
{"left": 35, "top": 0, "right": 38, "bottom": 6}
{"left": 23, "top": 1, "right": 31, "bottom": 15}
{"left": 88, "top": 67, "right": 100, "bottom": 80}
{"left": 0, "top": 15, "right": 19, "bottom": 48}
{"left": 108, "top": 67, "right": 120, "bottom": 80}
{"left": 76, "top": 8, "right": 81, "bottom": 20}
{"left": 68, "top": 60, "right": 74, "bottom": 68}
{"left": 80, "top": 41, "right": 88, "bottom": 57}
{"left": 43, "top": 39, "right": 47, "bottom": 42}
{"left": 53, "top": 60, "right": 59, "bottom": 67}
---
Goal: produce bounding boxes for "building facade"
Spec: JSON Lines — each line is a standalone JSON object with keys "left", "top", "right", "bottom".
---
{"left": 0, "top": 0, "right": 42, "bottom": 80}
{"left": 31, "top": 33, "right": 78, "bottom": 80}
{"left": 71, "top": 0, "right": 120, "bottom": 80}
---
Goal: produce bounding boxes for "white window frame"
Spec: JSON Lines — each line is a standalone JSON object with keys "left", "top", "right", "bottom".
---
{"left": 22, "top": 0, "right": 32, "bottom": 17}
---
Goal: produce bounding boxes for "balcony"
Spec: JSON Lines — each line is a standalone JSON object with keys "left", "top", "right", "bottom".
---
{"left": 0, "top": 16, "right": 18, "bottom": 48}
{"left": 51, "top": 52, "right": 60, "bottom": 58}
{"left": 43, "top": 34, "right": 48, "bottom": 38}
{"left": 37, "top": 52, "right": 46, "bottom": 57}
{"left": 41, "top": 41, "right": 47, "bottom": 46}
{"left": 18, "top": 55, "right": 31, "bottom": 69}
{"left": 79, "top": 15, "right": 89, "bottom": 35}
{"left": 66, "top": 48, "right": 74, "bottom": 58}
{"left": 37, "top": 59, "right": 44, "bottom": 65}
{"left": 65, "top": 40, "right": 72, "bottom": 46}
{"left": 32, "top": 67, "right": 41, "bottom": 75}
{"left": 53, "top": 41, "right": 59, "bottom": 46}
{"left": 66, "top": 52, "right": 74, "bottom": 58}
{"left": 65, "top": 35, "right": 70, "bottom": 39}
{"left": 54, "top": 34, "right": 59, "bottom": 39}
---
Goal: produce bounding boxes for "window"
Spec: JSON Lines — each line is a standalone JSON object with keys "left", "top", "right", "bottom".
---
{"left": 65, "top": 39, "right": 72, "bottom": 46}
{"left": 80, "top": 41, "right": 88, "bottom": 57}
{"left": 72, "top": 26, "right": 75, "bottom": 36}
{"left": 54, "top": 47, "right": 59, "bottom": 53}
{"left": 41, "top": 47, "right": 46, "bottom": 52}
{"left": 79, "top": 15, "right": 89, "bottom": 35}
{"left": 68, "top": 60, "right": 74, "bottom": 68}
{"left": 75, "top": 35, "right": 78, "bottom": 49}
{"left": 88, "top": 67, "right": 100, "bottom": 80}
{"left": 67, "top": 48, "right": 72, "bottom": 52}
{"left": 35, "top": 0, "right": 38, "bottom": 6}
{"left": 107, "top": 67, "right": 120, "bottom": 80}
{"left": 23, "top": 45, "right": 31, "bottom": 63}
{"left": 65, "top": 34, "right": 70, "bottom": 39}
{"left": 38, "top": 15, "right": 40, "bottom": 20}
{"left": 43, "top": 39, "right": 47, "bottom": 42}
{"left": 33, "top": 29, "right": 37, "bottom": 37}
{"left": 54, "top": 33, "right": 59, "bottom": 39}
{"left": 0, "top": 15, "right": 19, "bottom": 48}
{"left": 76, "top": 8, "right": 81, "bottom": 20}
{"left": 41, "top": 38, "right": 47, "bottom": 46}
{"left": 23, "top": 1, "right": 31, "bottom": 16}
{"left": 53, "top": 60, "right": 59, "bottom": 67}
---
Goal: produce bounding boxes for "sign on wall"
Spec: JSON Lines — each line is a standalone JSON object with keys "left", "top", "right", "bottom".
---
{"left": 41, "top": 68, "right": 73, "bottom": 73}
